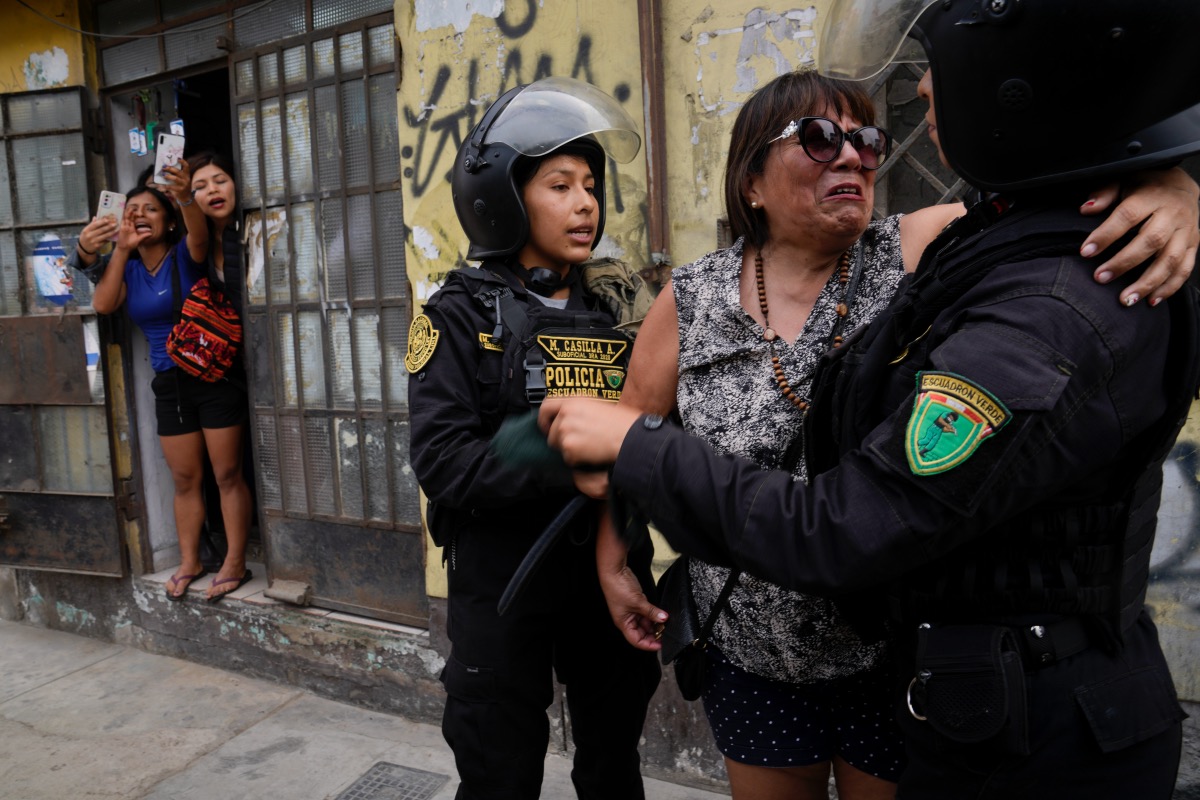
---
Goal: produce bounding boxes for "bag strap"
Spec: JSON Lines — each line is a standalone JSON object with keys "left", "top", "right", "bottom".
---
{"left": 164, "top": 247, "right": 183, "bottom": 420}
{"left": 698, "top": 566, "right": 739, "bottom": 642}
{"left": 168, "top": 249, "right": 181, "bottom": 324}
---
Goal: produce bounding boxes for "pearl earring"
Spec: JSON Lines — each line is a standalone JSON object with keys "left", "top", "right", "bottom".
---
{"left": 750, "top": 201, "right": 759, "bottom": 209}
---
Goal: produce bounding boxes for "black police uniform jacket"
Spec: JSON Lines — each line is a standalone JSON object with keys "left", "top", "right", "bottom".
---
{"left": 408, "top": 264, "right": 624, "bottom": 553}
{"left": 608, "top": 200, "right": 1197, "bottom": 748}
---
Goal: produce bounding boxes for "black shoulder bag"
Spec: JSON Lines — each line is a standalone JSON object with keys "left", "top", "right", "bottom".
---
{"left": 657, "top": 557, "right": 739, "bottom": 701}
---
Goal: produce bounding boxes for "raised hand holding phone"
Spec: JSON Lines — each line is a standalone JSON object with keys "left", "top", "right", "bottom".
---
{"left": 153, "top": 132, "right": 185, "bottom": 185}
{"left": 95, "top": 191, "right": 126, "bottom": 241}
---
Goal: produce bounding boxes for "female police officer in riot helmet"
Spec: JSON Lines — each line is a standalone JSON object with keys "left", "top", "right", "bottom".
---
{"left": 539, "top": 1, "right": 1200, "bottom": 797}
{"left": 406, "top": 77, "right": 659, "bottom": 799}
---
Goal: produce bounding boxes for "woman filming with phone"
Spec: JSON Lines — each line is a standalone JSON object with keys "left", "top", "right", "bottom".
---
{"left": 91, "top": 156, "right": 252, "bottom": 604}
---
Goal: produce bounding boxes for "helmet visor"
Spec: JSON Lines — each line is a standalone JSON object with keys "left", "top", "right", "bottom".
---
{"left": 486, "top": 76, "right": 642, "bottom": 164}
{"left": 818, "top": 0, "right": 935, "bottom": 80}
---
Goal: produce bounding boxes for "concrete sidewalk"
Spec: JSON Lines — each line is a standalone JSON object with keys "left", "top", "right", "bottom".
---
{"left": 0, "top": 620, "right": 727, "bottom": 800}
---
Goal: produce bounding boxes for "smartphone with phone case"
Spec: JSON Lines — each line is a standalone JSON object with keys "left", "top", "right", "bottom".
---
{"left": 96, "top": 190, "right": 126, "bottom": 240}
{"left": 153, "top": 132, "right": 186, "bottom": 185}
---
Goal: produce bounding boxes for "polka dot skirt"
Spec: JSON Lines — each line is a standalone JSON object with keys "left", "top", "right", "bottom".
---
{"left": 700, "top": 646, "right": 907, "bottom": 781}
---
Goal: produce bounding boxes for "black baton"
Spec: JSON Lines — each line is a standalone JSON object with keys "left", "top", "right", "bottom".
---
{"left": 497, "top": 494, "right": 590, "bottom": 615}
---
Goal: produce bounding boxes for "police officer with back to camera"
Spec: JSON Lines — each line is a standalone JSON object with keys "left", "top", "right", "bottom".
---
{"left": 405, "top": 76, "right": 660, "bottom": 800}
{"left": 536, "top": 2, "right": 1200, "bottom": 797}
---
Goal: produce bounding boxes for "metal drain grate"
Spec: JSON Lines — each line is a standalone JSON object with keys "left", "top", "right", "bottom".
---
{"left": 334, "top": 761, "right": 450, "bottom": 800}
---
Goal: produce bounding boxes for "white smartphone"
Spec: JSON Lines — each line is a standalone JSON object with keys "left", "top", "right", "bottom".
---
{"left": 96, "top": 190, "right": 126, "bottom": 240}
{"left": 153, "top": 132, "right": 186, "bottom": 185}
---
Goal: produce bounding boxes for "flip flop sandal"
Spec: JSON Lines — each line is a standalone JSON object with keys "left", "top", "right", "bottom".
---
{"left": 165, "top": 570, "right": 208, "bottom": 602}
{"left": 206, "top": 569, "right": 253, "bottom": 604}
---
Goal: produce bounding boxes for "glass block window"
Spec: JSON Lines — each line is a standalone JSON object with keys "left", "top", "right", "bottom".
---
{"left": 102, "top": 39, "right": 162, "bottom": 86}
{"left": 0, "top": 89, "right": 96, "bottom": 318}
{"left": 0, "top": 231, "right": 19, "bottom": 317}
{"left": 234, "top": 0, "right": 305, "bottom": 49}
{"left": 165, "top": 17, "right": 226, "bottom": 71}
{"left": 12, "top": 136, "right": 88, "bottom": 225}
{"left": 8, "top": 94, "right": 82, "bottom": 134}
{"left": 236, "top": 13, "right": 413, "bottom": 528}
{"left": 313, "top": 39, "right": 336, "bottom": 79}
{"left": 97, "top": 0, "right": 398, "bottom": 91}
{"left": 0, "top": 88, "right": 112, "bottom": 504}
{"left": 313, "top": 0, "right": 393, "bottom": 31}
{"left": 368, "top": 25, "right": 395, "bottom": 67}
{"left": 235, "top": 60, "right": 255, "bottom": 97}
{"left": 0, "top": 143, "right": 12, "bottom": 228}
{"left": 283, "top": 46, "right": 308, "bottom": 85}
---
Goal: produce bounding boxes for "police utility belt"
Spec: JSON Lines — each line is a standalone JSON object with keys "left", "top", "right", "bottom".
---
{"left": 904, "top": 617, "right": 1091, "bottom": 755}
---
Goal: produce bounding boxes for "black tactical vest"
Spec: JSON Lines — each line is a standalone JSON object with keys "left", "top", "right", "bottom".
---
{"left": 806, "top": 200, "right": 1200, "bottom": 641}
{"left": 450, "top": 264, "right": 633, "bottom": 425}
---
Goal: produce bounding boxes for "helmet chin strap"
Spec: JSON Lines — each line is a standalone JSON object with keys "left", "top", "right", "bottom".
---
{"left": 514, "top": 264, "right": 579, "bottom": 297}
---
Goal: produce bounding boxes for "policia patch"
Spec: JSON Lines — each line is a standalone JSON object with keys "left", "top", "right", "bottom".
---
{"left": 533, "top": 330, "right": 629, "bottom": 400}
{"left": 905, "top": 371, "right": 1011, "bottom": 476}
{"left": 404, "top": 314, "right": 440, "bottom": 373}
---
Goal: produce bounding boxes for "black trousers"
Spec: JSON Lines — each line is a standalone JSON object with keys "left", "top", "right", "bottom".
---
{"left": 896, "top": 611, "right": 1183, "bottom": 799}
{"left": 441, "top": 517, "right": 661, "bottom": 800}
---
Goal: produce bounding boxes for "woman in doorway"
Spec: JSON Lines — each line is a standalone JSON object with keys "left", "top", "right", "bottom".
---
{"left": 184, "top": 150, "right": 253, "bottom": 602}
{"left": 91, "top": 160, "right": 250, "bottom": 604}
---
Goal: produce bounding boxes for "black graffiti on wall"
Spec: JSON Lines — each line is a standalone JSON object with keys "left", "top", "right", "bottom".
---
{"left": 402, "top": 29, "right": 635, "bottom": 216}
{"left": 1149, "top": 440, "right": 1200, "bottom": 581}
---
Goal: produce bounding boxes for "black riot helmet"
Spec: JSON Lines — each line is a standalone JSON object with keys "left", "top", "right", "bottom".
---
{"left": 452, "top": 76, "right": 642, "bottom": 261}
{"left": 818, "top": 0, "right": 1200, "bottom": 191}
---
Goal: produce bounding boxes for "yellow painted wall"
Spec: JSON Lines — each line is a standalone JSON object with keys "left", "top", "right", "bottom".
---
{"left": 397, "top": 1, "right": 649, "bottom": 597}
{"left": 397, "top": 0, "right": 649, "bottom": 304}
{"left": 0, "top": 0, "right": 85, "bottom": 93}
{"left": 658, "top": 2, "right": 832, "bottom": 265}
{"left": 397, "top": 1, "right": 1200, "bottom": 704}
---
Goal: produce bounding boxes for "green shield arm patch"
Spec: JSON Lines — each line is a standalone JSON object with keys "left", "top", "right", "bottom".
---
{"left": 405, "top": 314, "right": 440, "bottom": 373}
{"left": 905, "top": 371, "right": 1011, "bottom": 476}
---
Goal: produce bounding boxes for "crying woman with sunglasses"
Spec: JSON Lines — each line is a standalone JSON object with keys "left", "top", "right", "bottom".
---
{"left": 588, "top": 69, "right": 1198, "bottom": 800}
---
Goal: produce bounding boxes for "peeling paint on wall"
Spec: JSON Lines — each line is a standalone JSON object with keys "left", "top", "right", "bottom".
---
{"left": 24, "top": 47, "right": 70, "bottom": 90}
{"left": 415, "top": 0, "right": 508, "bottom": 34}
{"left": 663, "top": 4, "right": 830, "bottom": 262}
{"left": 398, "top": 2, "right": 649, "bottom": 303}
{"left": 411, "top": 225, "right": 440, "bottom": 261}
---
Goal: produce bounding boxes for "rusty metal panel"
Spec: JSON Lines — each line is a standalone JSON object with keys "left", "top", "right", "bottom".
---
{"left": 0, "top": 406, "right": 37, "bottom": 490}
{"left": 0, "top": 315, "right": 92, "bottom": 405}
{"left": 39, "top": 406, "right": 111, "bottom": 494}
{"left": 0, "top": 491, "right": 122, "bottom": 575}
{"left": 265, "top": 515, "right": 427, "bottom": 626}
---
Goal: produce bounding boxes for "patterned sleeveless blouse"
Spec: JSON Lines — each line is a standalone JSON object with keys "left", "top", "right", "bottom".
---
{"left": 674, "top": 215, "right": 906, "bottom": 683}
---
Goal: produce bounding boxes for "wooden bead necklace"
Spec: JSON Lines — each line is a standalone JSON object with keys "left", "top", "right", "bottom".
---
{"left": 755, "top": 248, "right": 853, "bottom": 412}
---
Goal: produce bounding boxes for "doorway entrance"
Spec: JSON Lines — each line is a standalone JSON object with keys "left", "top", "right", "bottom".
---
{"left": 103, "top": 66, "right": 262, "bottom": 575}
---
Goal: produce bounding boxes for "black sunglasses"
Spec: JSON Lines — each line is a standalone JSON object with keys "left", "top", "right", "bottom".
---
{"left": 769, "top": 116, "right": 892, "bottom": 170}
